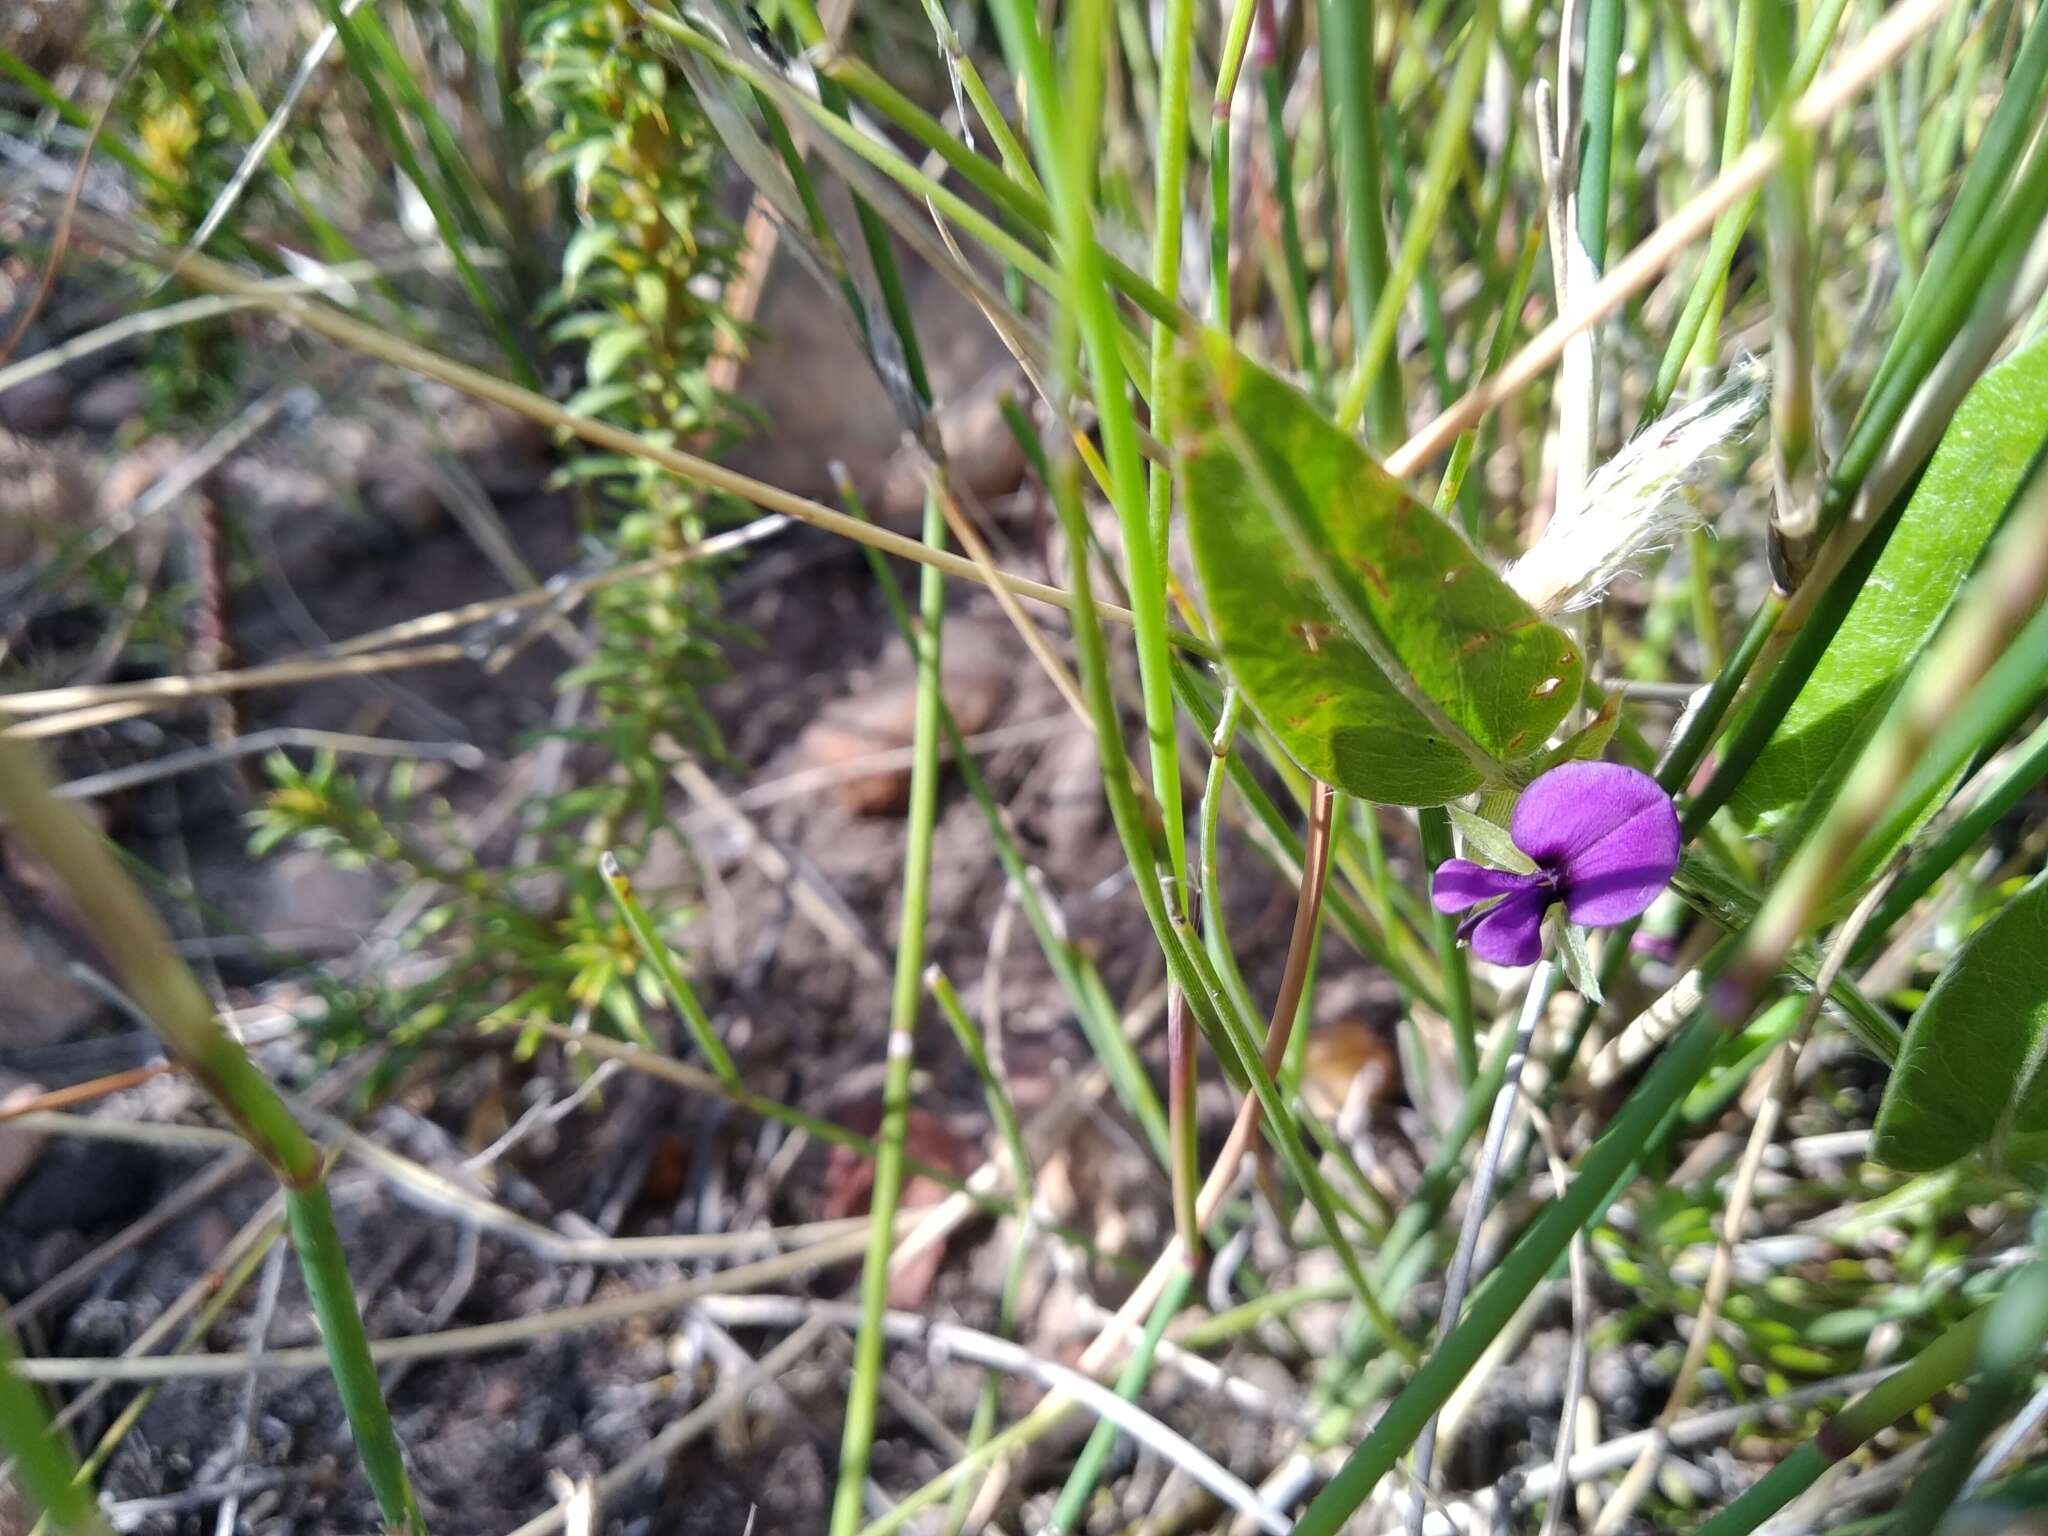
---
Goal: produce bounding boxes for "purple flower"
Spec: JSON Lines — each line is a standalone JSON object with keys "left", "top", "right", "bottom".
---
{"left": 1431, "top": 762, "right": 1680, "bottom": 968}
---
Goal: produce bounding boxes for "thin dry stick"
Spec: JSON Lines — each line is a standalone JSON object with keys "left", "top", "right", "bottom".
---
{"left": 916, "top": 464, "right": 1093, "bottom": 726}
{"left": 0, "top": 246, "right": 500, "bottom": 404}
{"left": 324, "top": 1116, "right": 889, "bottom": 1264}
{"left": 51, "top": 728, "right": 482, "bottom": 800}
{"left": 9, "top": 1226, "right": 882, "bottom": 1382}
{"left": 0, "top": 1063, "right": 176, "bottom": 1119}
{"left": 213, "top": 1241, "right": 289, "bottom": 1536}
{"left": 325, "top": 515, "right": 791, "bottom": 659}
{"left": 7, "top": 1111, "right": 245, "bottom": 1154}
{"left": 0, "top": 643, "right": 468, "bottom": 720}
{"left": 0, "top": 294, "right": 256, "bottom": 396}
{"left": 1515, "top": 1365, "right": 1896, "bottom": 1501}
{"left": 1382, "top": 0, "right": 1961, "bottom": 478}
{"left": 667, "top": 754, "right": 891, "bottom": 982}
{"left": 157, "top": 0, "right": 369, "bottom": 288}
{"left": 51, "top": 210, "right": 1161, "bottom": 642}
{"left": 691, "top": 1297, "right": 1291, "bottom": 1535}
{"left": 0, "top": 700, "right": 157, "bottom": 740}
{"left": 1592, "top": 867, "right": 1903, "bottom": 1533}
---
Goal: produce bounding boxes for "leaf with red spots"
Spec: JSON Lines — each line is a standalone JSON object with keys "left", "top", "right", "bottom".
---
{"left": 1173, "top": 334, "right": 1582, "bottom": 805}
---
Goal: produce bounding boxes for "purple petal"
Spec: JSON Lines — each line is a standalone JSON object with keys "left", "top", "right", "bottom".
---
{"left": 1432, "top": 859, "right": 1537, "bottom": 913}
{"left": 1511, "top": 761, "right": 1680, "bottom": 927}
{"left": 1463, "top": 883, "right": 1551, "bottom": 967}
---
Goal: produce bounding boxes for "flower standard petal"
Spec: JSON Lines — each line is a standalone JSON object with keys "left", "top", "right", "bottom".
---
{"left": 1463, "top": 883, "right": 1551, "bottom": 966}
{"left": 1510, "top": 761, "right": 1680, "bottom": 926}
{"left": 1432, "top": 859, "right": 1538, "bottom": 913}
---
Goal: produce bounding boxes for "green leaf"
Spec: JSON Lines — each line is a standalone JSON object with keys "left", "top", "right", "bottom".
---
{"left": 634, "top": 269, "right": 669, "bottom": 328}
{"left": 1175, "top": 334, "right": 1582, "bottom": 805}
{"left": 1545, "top": 908, "right": 1602, "bottom": 1005}
{"left": 586, "top": 323, "right": 649, "bottom": 385}
{"left": 1875, "top": 873, "right": 2048, "bottom": 1172}
{"left": 1446, "top": 804, "right": 1536, "bottom": 873}
{"left": 1731, "top": 332, "right": 2048, "bottom": 846}
{"left": 562, "top": 380, "right": 640, "bottom": 420}
{"left": 561, "top": 223, "right": 619, "bottom": 297}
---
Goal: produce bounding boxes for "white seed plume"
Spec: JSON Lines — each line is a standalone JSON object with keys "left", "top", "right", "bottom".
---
{"left": 1505, "top": 360, "right": 1767, "bottom": 615}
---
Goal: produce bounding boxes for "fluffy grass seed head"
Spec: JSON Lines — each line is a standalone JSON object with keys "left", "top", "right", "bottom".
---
{"left": 1505, "top": 359, "right": 1767, "bottom": 614}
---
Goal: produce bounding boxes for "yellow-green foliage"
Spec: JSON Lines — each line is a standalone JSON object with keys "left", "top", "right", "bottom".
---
{"left": 527, "top": 0, "right": 745, "bottom": 761}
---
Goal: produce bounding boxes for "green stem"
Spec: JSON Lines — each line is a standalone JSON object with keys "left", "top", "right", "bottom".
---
{"left": 1691, "top": 1306, "right": 1991, "bottom": 1536}
{"left": 599, "top": 851, "right": 739, "bottom": 1084}
{"left": 0, "top": 1317, "right": 110, "bottom": 1536}
{"left": 1682, "top": 488, "right": 1911, "bottom": 837}
{"left": 1200, "top": 689, "right": 1265, "bottom": 1045}
{"left": 1261, "top": 23, "right": 1321, "bottom": 391}
{"left": 1147, "top": 0, "right": 1196, "bottom": 628}
{"left": 0, "top": 739, "right": 422, "bottom": 1532}
{"left": 1574, "top": 0, "right": 1625, "bottom": 271}
{"left": 926, "top": 969, "right": 1033, "bottom": 1195}
{"left": 989, "top": 0, "right": 1190, "bottom": 899}
{"left": 1166, "top": 984, "right": 1202, "bottom": 1259}
{"left": 1657, "top": 590, "right": 1784, "bottom": 796}
{"left": 1680, "top": 0, "right": 1761, "bottom": 384}
{"left": 1434, "top": 221, "right": 1542, "bottom": 528}
{"left": 1337, "top": 0, "right": 1497, "bottom": 432}
{"left": 1210, "top": 0, "right": 1260, "bottom": 328}
{"left": 1322, "top": 0, "right": 1404, "bottom": 444}
{"left": 828, "top": 490, "right": 948, "bottom": 1536}
{"left": 286, "top": 1185, "right": 425, "bottom": 1532}
{"left": 1889, "top": 1258, "right": 2048, "bottom": 1530}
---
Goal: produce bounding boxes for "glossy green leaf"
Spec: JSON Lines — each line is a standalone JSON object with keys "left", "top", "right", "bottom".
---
{"left": 1731, "top": 332, "right": 2048, "bottom": 842}
{"left": 1175, "top": 334, "right": 1582, "bottom": 805}
{"left": 1875, "top": 873, "right": 2048, "bottom": 1171}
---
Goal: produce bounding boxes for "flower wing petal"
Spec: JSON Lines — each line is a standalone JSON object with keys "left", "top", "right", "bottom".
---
{"left": 1432, "top": 859, "right": 1535, "bottom": 913}
{"left": 1465, "top": 884, "right": 1550, "bottom": 966}
{"left": 1510, "top": 762, "right": 1679, "bottom": 926}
